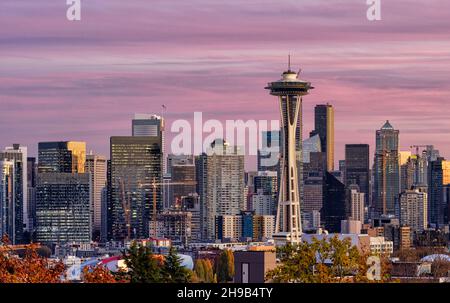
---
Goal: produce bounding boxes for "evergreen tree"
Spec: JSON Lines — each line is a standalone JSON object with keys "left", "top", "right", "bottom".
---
{"left": 123, "top": 242, "right": 162, "bottom": 283}
{"left": 162, "top": 246, "right": 191, "bottom": 283}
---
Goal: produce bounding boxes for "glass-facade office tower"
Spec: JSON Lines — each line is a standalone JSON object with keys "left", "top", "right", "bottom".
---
{"left": 345, "top": 144, "right": 370, "bottom": 208}
{"left": 373, "top": 121, "right": 400, "bottom": 217}
{"left": 0, "top": 144, "right": 27, "bottom": 242}
{"left": 0, "top": 160, "right": 23, "bottom": 244}
{"left": 322, "top": 171, "right": 347, "bottom": 233}
{"left": 36, "top": 173, "right": 90, "bottom": 244}
{"left": 38, "top": 141, "right": 86, "bottom": 173}
{"left": 265, "top": 65, "right": 313, "bottom": 245}
{"left": 85, "top": 153, "right": 107, "bottom": 241}
{"left": 109, "top": 136, "right": 162, "bottom": 241}
{"left": 311, "top": 104, "right": 334, "bottom": 172}
{"left": 429, "top": 158, "right": 450, "bottom": 227}
{"left": 257, "top": 130, "right": 281, "bottom": 172}
{"left": 132, "top": 114, "right": 165, "bottom": 173}
{"left": 27, "top": 157, "right": 37, "bottom": 231}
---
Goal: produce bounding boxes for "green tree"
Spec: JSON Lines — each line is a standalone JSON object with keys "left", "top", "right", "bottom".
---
{"left": 162, "top": 246, "right": 191, "bottom": 283}
{"left": 216, "top": 249, "right": 234, "bottom": 283}
{"left": 122, "top": 242, "right": 162, "bottom": 283}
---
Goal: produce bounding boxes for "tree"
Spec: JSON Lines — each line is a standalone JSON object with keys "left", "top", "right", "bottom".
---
{"left": 82, "top": 265, "right": 117, "bottom": 283}
{"left": 216, "top": 249, "right": 234, "bottom": 283}
{"left": 266, "top": 235, "right": 391, "bottom": 283}
{"left": 162, "top": 246, "right": 191, "bottom": 283}
{"left": 122, "top": 242, "right": 163, "bottom": 283}
{"left": 0, "top": 234, "right": 66, "bottom": 283}
{"left": 194, "top": 259, "right": 216, "bottom": 283}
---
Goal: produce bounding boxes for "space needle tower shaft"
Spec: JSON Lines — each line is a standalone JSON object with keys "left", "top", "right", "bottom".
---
{"left": 265, "top": 58, "right": 314, "bottom": 246}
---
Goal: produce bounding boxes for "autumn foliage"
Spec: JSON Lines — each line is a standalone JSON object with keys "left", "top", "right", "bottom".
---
{"left": 82, "top": 265, "right": 118, "bottom": 283}
{"left": 0, "top": 235, "right": 65, "bottom": 283}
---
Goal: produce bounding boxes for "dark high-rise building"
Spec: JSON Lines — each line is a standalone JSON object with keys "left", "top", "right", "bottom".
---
{"left": 27, "top": 157, "right": 37, "bottom": 232}
{"left": 167, "top": 155, "right": 196, "bottom": 207}
{"left": 0, "top": 144, "right": 27, "bottom": 243}
{"left": 429, "top": 157, "right": 448, "bottom": 227}
{"left": 322, "top": 172, "right": 347, "bottom": 233}
{"left": 195, "top": 154, "right": 207, "bottom": 240}
{"left": 0, "top": 160, "right": 24, "bottom": 244}
{"left": 311, "top": 104, "right": 334, "bottom": 172}
{"left": 257, "top": 130, "right": 281, "bottom": 172}
{"left": 373, "top": 121, "right": 400, "bottom": 217}
{"left": 36, "top": 173, "right": 91, "bottom": 244}
{"left": 254, "top": 171, "right": 278, "bottom": 213}
{"left": 400, "top": 156, "right": 415, "bottom": 192}
{"left": 345, "top": 144, "right": 370, "bottom": 208}
{"left": 109, "top": 136, "right": 162, "bottom": 241}
{"left": 38, "top": 141, "right": 86, "bottom": 173}
{"left": 132, "top": 114, "right": 165, "bottom": 173}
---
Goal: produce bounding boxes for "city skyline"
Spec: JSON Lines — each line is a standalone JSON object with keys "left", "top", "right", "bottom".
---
{"left": 2, "top": 1, "right": 450, "bottom": 169}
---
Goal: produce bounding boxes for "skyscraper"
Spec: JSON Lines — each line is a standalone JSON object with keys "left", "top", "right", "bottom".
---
{"left": 0, "top": 144, "right": 28, "bottom": 238}
{"left": 373, "top": 121, "right": 400, "bottom": 217}
{"left": 429, "top": 158, "right": 450, "bottom": 227}
{"left": 202, "top": 139, "right": 245, "bottom": 241}
{"left": 345, "top": 144, "right": 370, "bottom": 208}
{"left": 348, "top": 184, "right": 365, "bottom": 223}
{"left": 36, "top": 173, "right": 91, "bottom": 244}
{"left": 399, "top": 189, "right": 427, "bottom": 233}
{"left": 253, "top": 171, "right": 278, "bottom": 216}
{"left": 85, "top": 153, "right": 107, "bottom": 241}
{"left": 311, "top": 104, "right": 334, "bottom": 171}
{"left": 27, "top": 157, "right": 37, "bottom": 231}
{"left": 265, "top": 63, "right": 313, "bottom": 245}
{"left": 0, "top": 160, "right": 22, "bottom": 244}
{"left": 303, "top": 134, "right": 321, "bottom": 164}
{"left": 257, "top": 130, "right": 281, "bottom": 172}
{"left": 322, "top": 172, "right": 348, "bottom": 233}
{"left": 132, "top": 114, "right": 166, "bottom": 173}
{"left": 166, "top": 154, "right": 196, "bottom": 207}
{"left": 38, "top": 141, "right": 86, "bottom": 173}
{"left": 109, "top": 136, "right": 162, "bottom": 240}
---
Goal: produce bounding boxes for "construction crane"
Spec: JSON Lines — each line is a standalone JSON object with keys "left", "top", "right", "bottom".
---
{"left": 410, "top": 145, "right": 433, "bottom": 157}
{"left": 142, "top": 179, "right": 197, "bottom": 238}
{"left": 119, "top": 179, "right": 132, "bottom": 241}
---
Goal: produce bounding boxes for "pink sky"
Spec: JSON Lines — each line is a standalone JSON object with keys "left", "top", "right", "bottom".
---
{"left": 1, "top": 0, "right": 450, "bottom": 170}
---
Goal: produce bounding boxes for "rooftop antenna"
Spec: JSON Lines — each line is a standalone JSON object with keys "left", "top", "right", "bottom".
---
{"left": 288, "top": 54, "right": 291, "bottom": 71}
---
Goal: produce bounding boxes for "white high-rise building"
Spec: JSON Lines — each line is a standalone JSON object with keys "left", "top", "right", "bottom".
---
{"left": 203, "top": 139, "right": 245, "bottom": 240}
{"left": 399, "top": 189, "right": 428, "bottom": 232}
{"left": 349, "top": 185, "right": 365, "bottom": 223}
{"left": 85, "top": 153, "right": 107, "bottom": 241}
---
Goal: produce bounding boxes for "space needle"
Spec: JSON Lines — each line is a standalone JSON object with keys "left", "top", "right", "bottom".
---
{"left": 265, "top": 57, "right": 314, "bottom": 246}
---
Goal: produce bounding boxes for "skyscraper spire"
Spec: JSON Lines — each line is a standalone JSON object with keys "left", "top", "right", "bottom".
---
{"left": 288, "top": 54, "right": 291, "bottom": 71}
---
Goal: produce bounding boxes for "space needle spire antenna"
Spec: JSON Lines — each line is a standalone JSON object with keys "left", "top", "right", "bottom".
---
{"left": 288, "top": 54, "right": 291, "bottom": 71}
{"left": 265, "top": 59, "right": 314, "bottom": 246}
